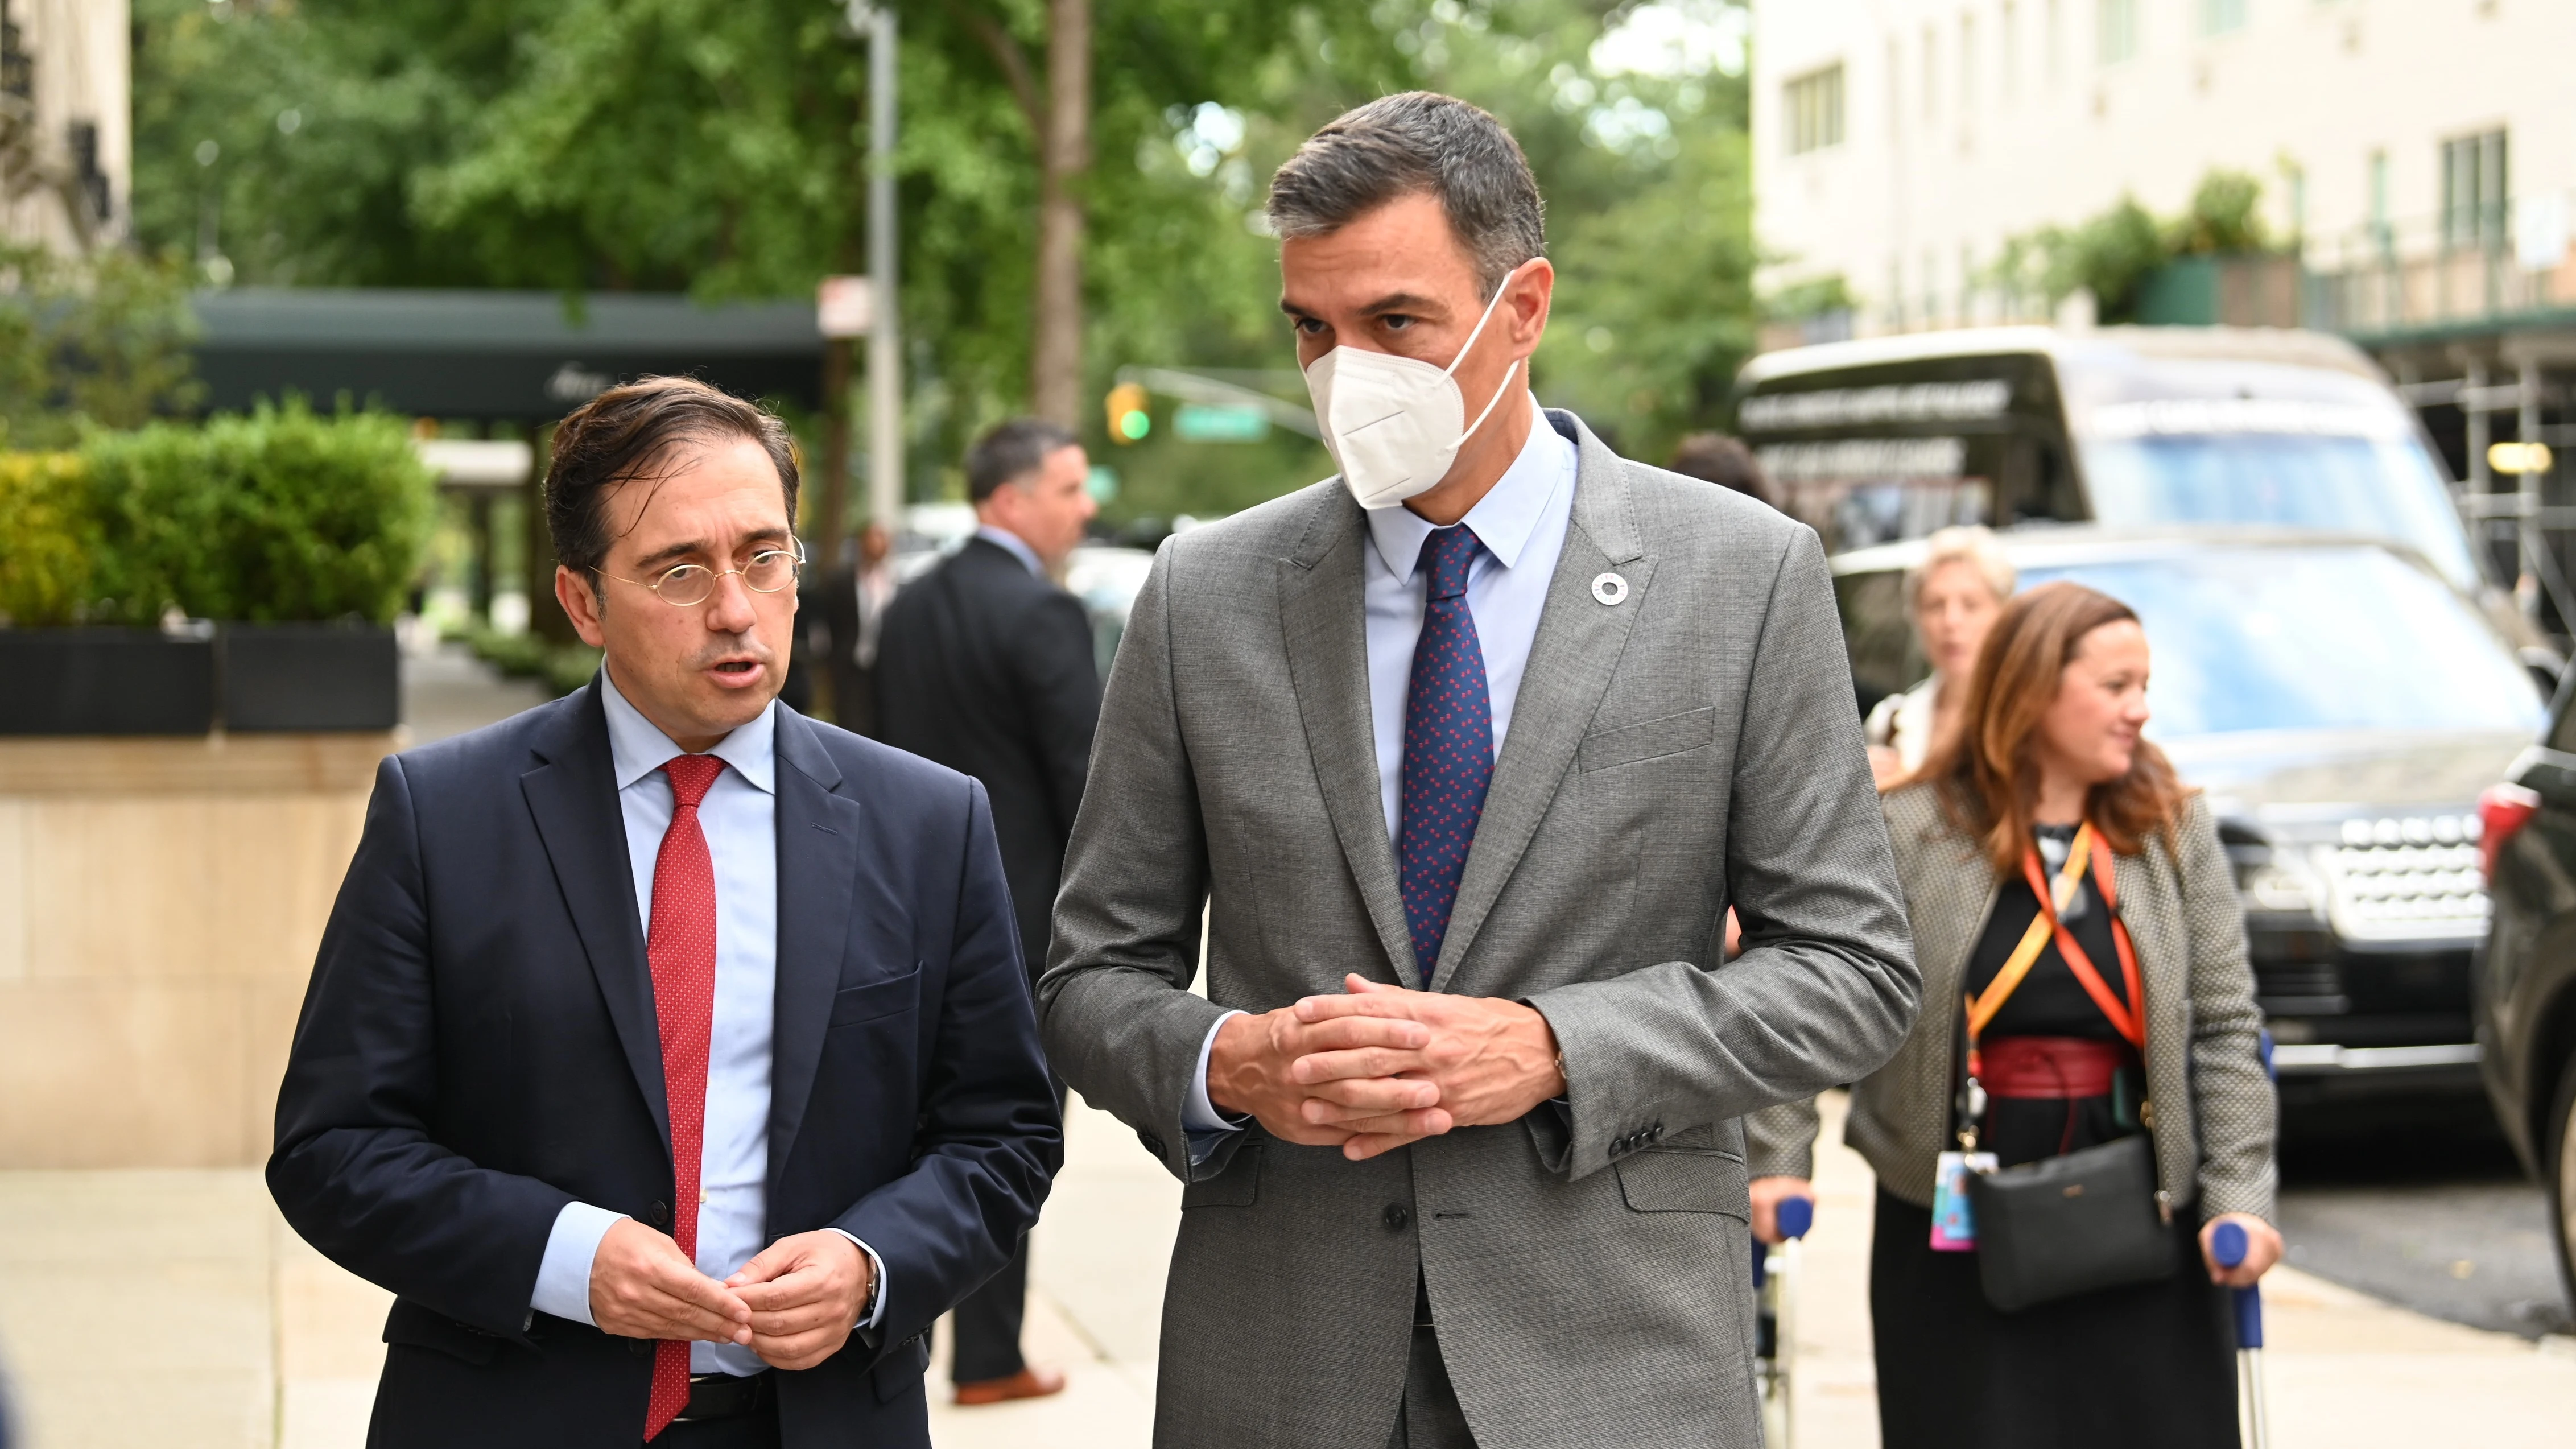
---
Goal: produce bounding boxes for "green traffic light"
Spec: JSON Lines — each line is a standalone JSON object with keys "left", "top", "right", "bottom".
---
{"left": 1118, "top": 410, "right": 1150, "bottom": 440}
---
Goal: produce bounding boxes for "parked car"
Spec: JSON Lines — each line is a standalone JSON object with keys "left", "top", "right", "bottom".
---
{"left": 1738, "top": 325, "right": 2496, "bottom": 601}
{"left": 2470, "top": 685, "right": 2576, "bottom": 1304}
{"left": 1835, "top": 527, "right": 2548, "bottom": 1108}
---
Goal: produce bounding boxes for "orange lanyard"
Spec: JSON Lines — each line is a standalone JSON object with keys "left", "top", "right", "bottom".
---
{"left": 1963, "top": 823, "right": 2146, "bottom": 1054}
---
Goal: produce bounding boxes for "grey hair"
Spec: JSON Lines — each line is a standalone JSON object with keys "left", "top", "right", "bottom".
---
{"left": 1265, "top": 91, "right": 1546, "bottom": 300}
{"left": 1907, "top": 525, "right": 2017, "bottom": 612}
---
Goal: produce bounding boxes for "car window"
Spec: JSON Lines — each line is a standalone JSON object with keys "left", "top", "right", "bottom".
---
{"left": 2019, "top": 547, "right": 2542, "bottom": 738}
{"left": 2079, "top": 433, "right": 2479, "bottom": 592}
{"left": 1835, "top": 568, "right": 1922, "bottom": 705}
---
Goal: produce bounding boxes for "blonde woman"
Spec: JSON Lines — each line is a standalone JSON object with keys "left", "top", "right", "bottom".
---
{"left": 1751, "top": 581, "right": 2279, "bottom": 1448}
{"left": 1866, "top": 525, "right": 2016, "bottom": 783}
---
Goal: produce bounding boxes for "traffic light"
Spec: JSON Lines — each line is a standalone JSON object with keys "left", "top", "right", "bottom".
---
{"left": 1106, "top": 382, "right": 1151, "bottom": 444}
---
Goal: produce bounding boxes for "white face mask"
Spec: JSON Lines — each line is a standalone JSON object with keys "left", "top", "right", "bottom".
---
{"left": 1302, "top": 268, "right": 1526, "bottom": 510}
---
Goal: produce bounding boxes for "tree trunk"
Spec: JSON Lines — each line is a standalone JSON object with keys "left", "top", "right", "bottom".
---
{"left": 815, "top": 336, "right": 854, "bottom": 569}
{"left": 1031, "top": 0, "right": 1090, "bottom": 425}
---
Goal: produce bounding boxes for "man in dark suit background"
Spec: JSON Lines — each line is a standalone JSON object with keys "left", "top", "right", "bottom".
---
{"left": 809, "top": 521, "right": 896, "bottom": 737}
{"left": 874, "top": 418, "right": 1100, "bottom": 1406}
{"left": 269, "top": 377, "right": 1059, "bottom": 1448}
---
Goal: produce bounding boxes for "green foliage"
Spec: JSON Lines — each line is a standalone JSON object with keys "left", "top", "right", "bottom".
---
{"left": 0, "top": 241, "right": 204, "bottom": 448}
{"left": 1986, "top": 168, "right": 2276, "bottom": 324}
{"left": 462, "top": 623, "right": 601, "bottom": 697}
{"left": 0, "top": 452, "right": 96, "bottom": 626}
{"left": 131, "top": 0, "right": 1758, "bottom": 513}
{"left": 79, "top": 400, "right": 436, "bottom": 624}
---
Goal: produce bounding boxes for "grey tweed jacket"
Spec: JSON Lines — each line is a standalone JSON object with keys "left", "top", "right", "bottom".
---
{"left": 1745, "top": 783, "right": 2278, "bottom": 1223}
{"left": 1038, "top": 411, "right": 1920, "bottom": 1448}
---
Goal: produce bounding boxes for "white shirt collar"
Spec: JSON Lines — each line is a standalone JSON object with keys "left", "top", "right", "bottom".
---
{"left": 1364, "top": 395, "right": 1566, "bottom": 581}
{"left": 972, "top": 523, "right": 1046, "bottom": 576}
{"left": 597, "top": 663, "right": 777, "bottom": 795}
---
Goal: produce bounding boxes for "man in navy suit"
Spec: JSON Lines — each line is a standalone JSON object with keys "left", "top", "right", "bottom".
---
{"left": 270, "top": 377, "right": 1060, "bottom": 1449}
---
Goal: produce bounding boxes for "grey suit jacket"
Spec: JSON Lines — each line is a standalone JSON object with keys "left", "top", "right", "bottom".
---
{"left": 1745, "top": 785, "right": 2278, "bottom": 1224}
{"left": 1038, "top": 411, "right": 1919, "bottom": 1448}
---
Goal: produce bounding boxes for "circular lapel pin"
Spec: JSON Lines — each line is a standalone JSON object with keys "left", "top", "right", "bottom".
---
{"left": 1591, "top": 571, "right": 1629, "bottom": 606}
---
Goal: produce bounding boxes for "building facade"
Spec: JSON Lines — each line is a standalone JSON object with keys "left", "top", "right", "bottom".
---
{"left": 1, "top": 0, "right": 129, "bottom": 255}
{"left": 1752, "top": 0, "right": 2576, "bottom": 626}
{"left": 1752, "top": 0, "right": 2575, "bottom": 339}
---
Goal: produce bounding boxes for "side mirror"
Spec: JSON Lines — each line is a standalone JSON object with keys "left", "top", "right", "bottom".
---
{"left": 2518, "top": 646, "right": 2565, "bottom": 699}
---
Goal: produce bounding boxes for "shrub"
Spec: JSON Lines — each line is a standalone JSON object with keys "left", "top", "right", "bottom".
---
{"left": 80, "top": 399, "right": 435, "bottom": 624}
{"left": 0, "top": 452, "right": 94, "bottom": 626}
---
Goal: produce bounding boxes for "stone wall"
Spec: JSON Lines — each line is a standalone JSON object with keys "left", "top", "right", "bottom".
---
{"left": 0, "top": 734, "right": 393, "bottom": 1168}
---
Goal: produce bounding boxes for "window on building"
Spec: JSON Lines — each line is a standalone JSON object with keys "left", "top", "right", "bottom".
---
{"left": 2098, "top": 0, "right": 2139, "bottom": 64}
{"left": 1785, "top": 64, "right": 1847, "bottom": 155}
{"left": 2201, "top": 0, "right": 2248, "bottom": 35}
{"left": 1888, "top": 39, "right": 1904, "bottom": 139}
{"left": 2003, "top": 1, "right": 2021, "bottom": 101}
{"left": 1961, "top": 14, "right": 1980, "bottom": 114}
{"left": 2368, "top": 148, "right": 2391, "bottom": 246}
{"left": 2441, "top": 130, "right": 2509, "bottom": 249}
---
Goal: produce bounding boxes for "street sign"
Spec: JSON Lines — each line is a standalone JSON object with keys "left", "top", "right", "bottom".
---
{"left": 818, "top": 275, "right": 873, "bottom": 338}
{"left": 1174, "top": 403, "right": 1270, "bottom": 443}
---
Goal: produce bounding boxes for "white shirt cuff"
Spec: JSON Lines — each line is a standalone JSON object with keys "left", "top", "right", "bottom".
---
{"left": 825, "top": 1229, "right": 890, "bottom": 1329}
{"left": 531, "top": 1200, "right": 628, "bottom": 1326}
{"left": 1183, "top": 1010, "right": 1252, "bottom": 1163}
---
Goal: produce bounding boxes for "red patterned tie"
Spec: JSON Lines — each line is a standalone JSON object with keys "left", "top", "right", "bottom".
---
{"left": 643, "top": 754, "right": 726, "bottom": 1441}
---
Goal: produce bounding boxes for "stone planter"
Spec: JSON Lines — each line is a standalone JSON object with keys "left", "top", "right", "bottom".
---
{"left": 0, "top": 732, "right": 398, "bottom": 1167}
{"left": 219, "top": 623, "right": 401, "bottom": 733}
{"left": 0, "top": 628, "right": 217, "bottom": 736}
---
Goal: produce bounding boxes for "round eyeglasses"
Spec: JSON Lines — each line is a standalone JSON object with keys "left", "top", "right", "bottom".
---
{"left": 593, "top": 540, "right": 805, "bottom": 607}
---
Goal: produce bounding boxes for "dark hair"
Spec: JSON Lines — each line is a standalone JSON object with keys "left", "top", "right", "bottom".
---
{"left": 1914, "top": 581, "right": 2192, "bottom": 872}
{"left": 1668, "top": 433, "right": 1776, "bottom": 508}
{"left": 546, "top": 376, "right": 799, "bottom": 576}
{"left": 1266, "top": 92, "right": 1546, "bottom": 300}
{"left": 965, "top": 417, "right": 1079, "bottom": 503}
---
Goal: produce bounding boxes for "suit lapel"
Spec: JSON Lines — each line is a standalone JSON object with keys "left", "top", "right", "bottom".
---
{"left": 1279, "top": 493, "right": 1419, "bottom": 984}
{"left": 1435, "top": 416, "right": 1653, "bottom": 992}
{"left": 766, "top": 709, "right": 860, "bottom": 1202}
{"left": 519, "top": 681, "right": 668, "bottom": 1153}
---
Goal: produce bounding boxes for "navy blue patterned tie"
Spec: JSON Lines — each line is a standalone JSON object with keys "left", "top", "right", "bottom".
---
{"left": 1398, "top": 525, "right": 1494, "bottom": 987}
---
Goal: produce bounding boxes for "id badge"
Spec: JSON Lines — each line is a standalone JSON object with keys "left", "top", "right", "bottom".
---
{"left": 1929, "top": 1150, "right": 1997, "bottom": 1252}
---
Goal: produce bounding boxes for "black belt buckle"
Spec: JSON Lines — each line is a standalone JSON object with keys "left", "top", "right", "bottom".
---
{"left": 675, "top": 1370, "right": 773, "bottom": 1423}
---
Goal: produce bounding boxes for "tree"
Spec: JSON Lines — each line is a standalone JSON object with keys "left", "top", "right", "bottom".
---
{"left": 127, "top": 1, "right": 1761, "bottom": 514}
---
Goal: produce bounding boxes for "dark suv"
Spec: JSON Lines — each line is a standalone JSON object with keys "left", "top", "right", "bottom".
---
{"left": 2472, "top": 688, "right": 2576, "bottom": 1304}
{"left": 1836, "top": 527, "right": 2548, "bottom": 1109}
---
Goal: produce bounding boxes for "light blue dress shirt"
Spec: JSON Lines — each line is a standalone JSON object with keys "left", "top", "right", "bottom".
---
{"left": 973, "top": 522, "right": 1046, "bottom": 576}
{"left": 530, "top": 667, "right": 884, "bottom": 1375}
{"left": 1181, "top": 398, "right": 1579, "bottom": 1154}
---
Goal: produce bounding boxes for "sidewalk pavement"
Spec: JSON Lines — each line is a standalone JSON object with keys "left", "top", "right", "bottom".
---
{"left": 1, "top": 1092, "right": 2566, "bottom": 1448}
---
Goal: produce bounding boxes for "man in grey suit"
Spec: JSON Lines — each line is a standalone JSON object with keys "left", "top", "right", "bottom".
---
{"left": 1039, "top": 93, "right": 1920, "bottom": 1448}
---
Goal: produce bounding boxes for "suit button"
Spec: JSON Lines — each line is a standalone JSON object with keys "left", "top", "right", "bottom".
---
{"left": 1382, "top": 1203, "right": 1410, "bottom": 1231}
{"left": 646, "top": 1200, "right": 671, "bottom": 1228}
{"left": 628, "top": 1337, "right": 650, "bottom": 1357}
{"left": 1140, "top": 1132, "right": 1168, "bottom": 1158}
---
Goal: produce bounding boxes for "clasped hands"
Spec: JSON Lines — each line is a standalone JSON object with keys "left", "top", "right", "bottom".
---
{"left": 589, "top": 1219, "right": 870, "bottom": 1370}
{"left": 1208, "top": 973, "right": 1566, "bottom": 1161}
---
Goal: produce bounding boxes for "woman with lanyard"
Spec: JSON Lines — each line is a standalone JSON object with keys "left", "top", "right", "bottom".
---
{"left": 1745, "top": 581, "right": 2281, "bottom": 1448}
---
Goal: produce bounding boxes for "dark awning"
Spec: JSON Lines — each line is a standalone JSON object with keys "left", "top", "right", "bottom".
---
{"left": 192, "top": 288, "right": 827, "bottom": 419}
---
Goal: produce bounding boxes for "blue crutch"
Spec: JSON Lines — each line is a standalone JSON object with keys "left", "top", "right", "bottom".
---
{"left": 1752, "top": 1195, "right": 1814, "bottom": 1448}
{"left": 2212, "top": 1220, "right": 2271, "bottom": 1449}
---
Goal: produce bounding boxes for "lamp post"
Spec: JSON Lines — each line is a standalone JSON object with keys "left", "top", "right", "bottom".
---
{"left": 854, "top": 1, "right": 902, "bottom": 538}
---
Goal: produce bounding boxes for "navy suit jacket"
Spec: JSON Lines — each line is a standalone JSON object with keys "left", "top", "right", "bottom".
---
{"left": 269, "top": 679, "right": 1061, "bottom": 1449}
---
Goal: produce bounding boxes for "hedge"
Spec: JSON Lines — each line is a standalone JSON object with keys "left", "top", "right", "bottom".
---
{"left": 0, "top": 399, "right": 435, "bottom": 627}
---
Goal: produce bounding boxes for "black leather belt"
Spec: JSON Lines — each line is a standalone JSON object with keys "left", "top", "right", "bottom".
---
{"left": 676, "top": 1370, "right": 773, "bottom": 1423}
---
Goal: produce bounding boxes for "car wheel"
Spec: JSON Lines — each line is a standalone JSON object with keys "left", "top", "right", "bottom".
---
{"left": 2553, "top": 1053, "right": 2576, "bottom": 1314}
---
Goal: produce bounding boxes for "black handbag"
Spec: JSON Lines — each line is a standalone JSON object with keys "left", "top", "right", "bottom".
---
{"left": 1965, "top": 1132, "right": 2175, "bottom": 1312}
{"left": 1950, "top": 823, "right": 2177, "bottom": 1314}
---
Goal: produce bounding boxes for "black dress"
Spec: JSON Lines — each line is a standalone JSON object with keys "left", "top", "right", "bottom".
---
{"left": 1872, "top": 827, "right": 2239, "bottom": 1449}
